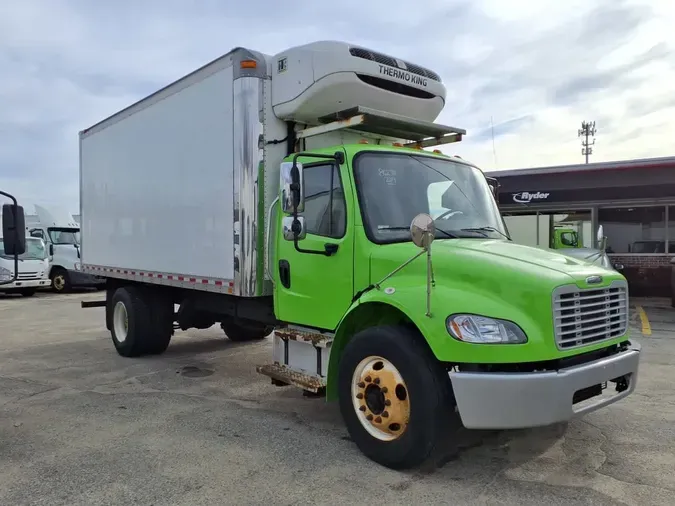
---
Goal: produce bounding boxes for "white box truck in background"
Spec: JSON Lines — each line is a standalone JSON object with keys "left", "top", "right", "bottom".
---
{"left": 79, "top": 41, "right": 639, "bottom": 469}
{"left": 26, "top": 205, "right": 104, "bottom": 292}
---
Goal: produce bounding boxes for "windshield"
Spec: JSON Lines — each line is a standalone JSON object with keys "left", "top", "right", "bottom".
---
{"left": 0, "top": 238, "right": 48, "bottom": 260}
{"left": 353, "top": 152, "right": 507, "bottom": 243}
{"left": 48, "top": 227, "right": 80, "bottom": 245}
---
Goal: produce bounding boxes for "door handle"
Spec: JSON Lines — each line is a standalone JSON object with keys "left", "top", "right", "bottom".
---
{"left": 278, "top": 259, "right": 291, "bottom": 289}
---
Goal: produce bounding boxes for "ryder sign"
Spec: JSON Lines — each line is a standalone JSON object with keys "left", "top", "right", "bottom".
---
{"left": 512, "top": 191, "right": 550, "bottom": 204}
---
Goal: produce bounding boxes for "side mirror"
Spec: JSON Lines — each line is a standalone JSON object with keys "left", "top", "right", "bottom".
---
{"left": 280, "top": 161, "right": 304, "bottom": 214}
{"left": 410, "top": 213, "right": 435, "bottom": 249}
{"left": 597, "top": 225, "right": 607, "bottom": 252}
{"left": 485, "top": 176, "right": 499, "bottom": 198}
{"left": 2, "top": 203, "right": 26, "bottom": 255}
{"left": 282, "top": 216, "right": 306, "bottom": 241}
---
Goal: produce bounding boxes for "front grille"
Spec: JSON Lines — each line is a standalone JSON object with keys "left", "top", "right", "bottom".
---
{"left": 17, "top": 272, "right": 39, "bottom": 280}
{"left": 349, "top": 47, "right": 442, "bottom": 83}
{"left": 552, "top": 280, "right": 628, "bottom": 350}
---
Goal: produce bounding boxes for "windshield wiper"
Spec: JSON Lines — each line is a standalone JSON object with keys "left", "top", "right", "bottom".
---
{"left": 460, "top": 227, "right": 511, "bottom": 240}
{"left": 377, "top": 226, "right": 458, "bottom": 239}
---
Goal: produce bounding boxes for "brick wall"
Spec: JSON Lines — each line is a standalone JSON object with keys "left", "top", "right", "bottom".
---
{"left": 609, "top": 254, "right": 674, "bottom": 297}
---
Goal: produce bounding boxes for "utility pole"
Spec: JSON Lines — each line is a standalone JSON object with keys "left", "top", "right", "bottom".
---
{"left": 578, "top": 120, "right": 596, "bottom": 164}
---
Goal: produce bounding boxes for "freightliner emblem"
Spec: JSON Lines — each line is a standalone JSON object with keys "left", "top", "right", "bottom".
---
{"left": 586, "top": 275, "right": 603, "bottom": 285}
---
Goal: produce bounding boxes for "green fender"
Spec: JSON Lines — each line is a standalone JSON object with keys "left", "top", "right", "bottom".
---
{"left": 326, "top": 288, "right": 424, "bottom": 401}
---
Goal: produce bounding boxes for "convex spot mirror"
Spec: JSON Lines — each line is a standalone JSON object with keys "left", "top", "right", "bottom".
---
{"left": 282, "top": 216, "right": 306, "bottom": 241}
{"left": 410, "top": 213, "right": 435, "bottom": 249}
{"left": 2, "top": 203, "right": 26, "bottom": 255}
{"left": 280, "top": 161, "right": 305, "bottom": 214}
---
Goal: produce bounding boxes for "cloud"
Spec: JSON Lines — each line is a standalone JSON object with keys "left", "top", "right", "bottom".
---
{"left": 0, "top": 0, "right": 673, "bottom": 212}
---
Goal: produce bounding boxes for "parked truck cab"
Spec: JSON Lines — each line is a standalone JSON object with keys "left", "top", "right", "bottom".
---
{"left": 79, "top": 40, "right": 640, "bottom": 470}
{"left": 0, "top": 236, "right": 50, "bottom": 296}
{"left": 27, "top": 205, "right": 104, "bottom": 292}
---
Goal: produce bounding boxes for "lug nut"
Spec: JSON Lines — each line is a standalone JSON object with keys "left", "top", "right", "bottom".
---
{"left": 358, "top": 382, "right": 365, "bottom": 388}
{"left": 356, "top": 393, "right": 363, "bottom": 399}
{"left": 374, "top": 378, "right": 380, "bottom": 384}
{"left": 374, "top": 416, "right": 382, "bottom": 423}
{"left": 359, "top": 406, "right": 366, "bottom": 412}
{"left": 365, "top": 376, "right": 372, "bottom": 383}
{"left": 385, "top": 399, "right": 391, "bottom": 406}
{"left": 366, "top": 414, "right": 373, "bottom": 421}
{"left": 382, "top": 411, "right": 389, "bottom": 418}
{"left": 381, "top": 387, "right": 388, "bottom": 394}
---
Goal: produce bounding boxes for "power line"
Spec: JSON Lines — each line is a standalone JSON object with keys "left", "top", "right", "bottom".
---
{"left": 578, "top": 120, "right": 597, "bottom": 164}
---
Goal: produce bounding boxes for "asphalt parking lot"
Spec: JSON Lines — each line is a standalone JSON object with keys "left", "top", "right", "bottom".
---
{"left": 1, "top": 291, "right": 674, "bottom": 506}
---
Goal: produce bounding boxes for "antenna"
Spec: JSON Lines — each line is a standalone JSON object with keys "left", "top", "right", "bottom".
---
{"left": 578, "top": 120, "right": 597, "bottom": 164}
{"left": 490, "top": 116, "right": 497, "bottom": 169}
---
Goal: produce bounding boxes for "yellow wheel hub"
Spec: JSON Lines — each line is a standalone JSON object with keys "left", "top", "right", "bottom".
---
{"left": 351, "top": 356, "right": 410, "bottom": 441}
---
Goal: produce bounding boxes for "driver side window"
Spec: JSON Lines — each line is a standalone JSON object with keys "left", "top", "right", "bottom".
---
{"left": 302, "top": 163, "right": 346, "bottom": 239}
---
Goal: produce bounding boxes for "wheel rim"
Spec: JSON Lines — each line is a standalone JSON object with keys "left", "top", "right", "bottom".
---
{"left": 351, "top": 356, "right": 410, "bottom": 442}
{"left": 113, "top": 301, "right": 129, "bottom": 343}
{"left": 53, "top": 275, "right": 65, "bottom": 291}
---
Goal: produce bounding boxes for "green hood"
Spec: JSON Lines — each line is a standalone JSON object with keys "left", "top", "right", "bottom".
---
{"left": 369, "top": 238, "right": 623, "bottom": 291}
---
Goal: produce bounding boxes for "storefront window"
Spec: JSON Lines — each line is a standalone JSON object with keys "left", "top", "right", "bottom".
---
{"left": 503, "top": 212, "right": 538, "bottom": 247}
{"left": 503, "top": 210, "right": 592, "bottom": 250}
{"left": 599, "top": 206, "right": 666, "bottom": 254}
{"left": 538, "top": 210, "right": 593, "bottom": 249}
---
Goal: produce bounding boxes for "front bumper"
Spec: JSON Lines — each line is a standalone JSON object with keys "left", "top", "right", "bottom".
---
{"left": 0, "top": 278, "right": 51, "bottom": 291}
{"left": 450, "top": 343, "right": 641, "bottom": 429}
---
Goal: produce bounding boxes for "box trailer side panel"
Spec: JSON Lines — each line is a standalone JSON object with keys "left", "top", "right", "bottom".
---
{"left": 80, "top": 65, "right": 236, "bottom": 283}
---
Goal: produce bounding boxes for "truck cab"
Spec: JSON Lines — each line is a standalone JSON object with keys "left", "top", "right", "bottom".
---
{"left": 0, "top": 235, "right": 50, "bottom": 296}
{"left": 27, "top": 205, "right": 104, "bottom": 292}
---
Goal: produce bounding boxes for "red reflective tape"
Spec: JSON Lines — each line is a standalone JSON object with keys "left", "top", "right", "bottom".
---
{"left": 215, "top": 280, "right": 223, "bottom": 286}
{"left": 178, "top": 276, "right": 184, "bottom": 281}
{"left": 148, "top": 273, "right": 154, "bottom": 277}
{"left": 189, "top": 278, "right": 196, "bottom": 283}
{"left": 168, "top": 275, "right": 174, "bottom": 280}
{"left": 157, "top": 274, "right": 163, "bottom": 279}
{"left": 201, "top": 279, "right": 208, "bottom": 284}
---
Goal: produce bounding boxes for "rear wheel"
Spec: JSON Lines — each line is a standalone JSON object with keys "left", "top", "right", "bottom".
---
{"left": 220, "top": 317, "right": 272, "bottom": 342}
{"left": 110, "top": 286, "right": 173, "bottom": 357}
{"left": 338, "top": 325, "right": 455, "bottom": 470}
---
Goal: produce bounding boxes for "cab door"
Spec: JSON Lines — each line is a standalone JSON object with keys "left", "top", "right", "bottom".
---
{"left": 274, "top": 154, "right": 354, "bottom": 331}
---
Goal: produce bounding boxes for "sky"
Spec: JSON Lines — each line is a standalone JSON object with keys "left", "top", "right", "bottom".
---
{"left": 1, "top": 0, "right": 674, "bottom": 214}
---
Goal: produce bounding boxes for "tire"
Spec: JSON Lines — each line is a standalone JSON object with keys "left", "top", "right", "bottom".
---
{"left": 220, "top": 317, "right": 272, "bottom": 342}
{"left": 110, "top": 286, "right": 172, "bottom": 357}
{"left": 337, "top": 324, "right": 455, "bottom": 470}
{"left": 20, "top": 289, "right": 37, "bottom": 297}
{"left": 50, "top": 268, "right": 71, "bottom": 293}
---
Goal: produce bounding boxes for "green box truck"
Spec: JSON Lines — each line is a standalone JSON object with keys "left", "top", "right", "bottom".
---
{"left": 78, "top": 41, "right": 640, "bottom": 469}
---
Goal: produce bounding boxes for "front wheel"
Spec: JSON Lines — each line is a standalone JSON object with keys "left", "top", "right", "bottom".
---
{"left": 50, "top": 268, "right": 71, "bottom": 293}
{"left": 338, "top": 325, "right": 455, "bottom": 470}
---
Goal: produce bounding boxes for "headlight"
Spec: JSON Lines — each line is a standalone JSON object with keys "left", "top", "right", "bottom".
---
{"left": 74, "top": 263, "right": 81, "bottom": 271}
{"left": 446, "top": 314, "right": 527, "bottom": 344}
{"left": 0, "top": 267, "right": 12, "bottom": 281}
